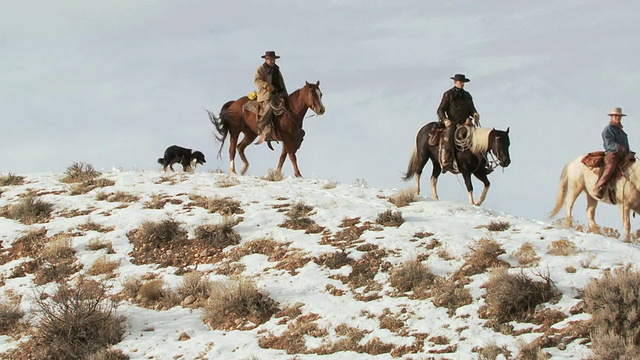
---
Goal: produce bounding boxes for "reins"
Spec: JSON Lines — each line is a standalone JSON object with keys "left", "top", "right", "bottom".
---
{"left": 453, "top": 125, "right": 501, "bottom": 172}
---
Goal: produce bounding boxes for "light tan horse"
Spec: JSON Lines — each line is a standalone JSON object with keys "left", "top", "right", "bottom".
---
{"left": 549, "top": 155, "right": 640, "bottom": 240}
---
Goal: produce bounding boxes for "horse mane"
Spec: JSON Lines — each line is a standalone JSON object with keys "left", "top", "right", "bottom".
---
{"left": 470, "top": 127, "right": 493, "bottom": 154}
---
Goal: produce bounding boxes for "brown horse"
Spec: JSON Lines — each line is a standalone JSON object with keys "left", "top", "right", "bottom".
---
{"left": 207, "top": 81, "right": 325, "bottom": 177}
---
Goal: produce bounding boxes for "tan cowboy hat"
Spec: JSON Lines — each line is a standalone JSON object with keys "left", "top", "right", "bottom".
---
{"left": 261, "top": 51, "right": 280, "bottom": 59}
{"left": 608, "top": 107, "right": 627, "bottom": 117}
{"left": 450, "top": 74, "right": 470, "bottom": 82}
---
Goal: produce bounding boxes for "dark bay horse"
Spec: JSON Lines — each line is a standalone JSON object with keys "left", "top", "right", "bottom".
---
{"left": 207, "top": 81, "right": 325, "bottom": 177}
{"left": 403, "top": 122, "right": 511, "bottom": 205}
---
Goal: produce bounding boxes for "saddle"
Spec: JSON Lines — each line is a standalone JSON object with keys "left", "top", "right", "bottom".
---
{"left": 582, "top": 151, "right": 636, "bottom": 204}
{"left": 581, "top": 151, "right": 636, "bottom": 173}
{"left": 243, "top": 101, "right": 268, "bottom": 116}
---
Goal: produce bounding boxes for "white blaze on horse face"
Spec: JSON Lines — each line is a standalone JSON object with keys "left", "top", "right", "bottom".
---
{"left": 315, "top": 89, "right": 325, "bottom": 115}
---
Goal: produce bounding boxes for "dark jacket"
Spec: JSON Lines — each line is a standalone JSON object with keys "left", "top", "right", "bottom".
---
{"left": 437, "top": 87, "right": 477, "bottom": 124}
{"left": 602, "top": 122, "right": 629, "bottom": 153}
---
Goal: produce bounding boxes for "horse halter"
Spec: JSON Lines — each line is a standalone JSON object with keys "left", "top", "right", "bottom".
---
{"left": 488, "top": 133, "right": 508, "bottom": 169}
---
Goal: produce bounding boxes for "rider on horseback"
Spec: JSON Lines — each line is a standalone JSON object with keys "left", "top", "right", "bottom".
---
{"left": 254, "top": 51, "right": 288, "bottom": 145}
{"left": 436, "top": 74, "right": 480, "bottom": 173}
{"left": 594, "top": 107, "right": 631, "bottom": 199}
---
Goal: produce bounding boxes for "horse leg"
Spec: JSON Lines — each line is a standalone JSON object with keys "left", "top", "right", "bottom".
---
{"left": 288, "top": 151, "right": 302, "bottom": 178}
{"left": 277, "top": 147, "right": 287, "bottom": 173}
{"left": 472, "top": 171, "right": 491, "bottom": 206}
{"left": 564, "top": 180, "right": 583, "bottom": 227}
{"left": 620, "top": 204, "right": 631, "bottom": 242}
{"left": 228, "top": 133, "right": 239, "bottom": 174}
{"left": 237, "top": 133, "right": 256, "bottom": 175}
{"left": 462, "top": 171, "right": 476, "bottom": 205}
{"left": 585, "top": 194, "right": 598, "bottom": 231}
{"left": 429, "top": 160, "right": 441, "bottom": 200}
{"left": 415, "top": 154, "right": 430, "bottom": 196}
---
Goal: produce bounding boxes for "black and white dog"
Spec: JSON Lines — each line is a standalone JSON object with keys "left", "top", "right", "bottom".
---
{"left": 157, "top": 145, "right": 206, "bottom": 172}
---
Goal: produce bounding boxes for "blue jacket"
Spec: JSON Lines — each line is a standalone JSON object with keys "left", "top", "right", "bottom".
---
{"left": 602, "top": 123, "right": 629, "bottom": 153}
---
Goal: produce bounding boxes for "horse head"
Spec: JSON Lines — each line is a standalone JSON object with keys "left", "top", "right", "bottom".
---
{"left": 303, "top": 81, "right": 325, "bottom": 115}
{"left": 491, "top": 127, "right": 511, "bottom": 167}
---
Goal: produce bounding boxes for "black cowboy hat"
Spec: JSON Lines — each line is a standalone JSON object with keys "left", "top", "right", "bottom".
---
{"left": 261, "top": 51, "right": 280, "bottom": 59}
{"left": 450, "top": 74, "right": 470, "bottom": 82}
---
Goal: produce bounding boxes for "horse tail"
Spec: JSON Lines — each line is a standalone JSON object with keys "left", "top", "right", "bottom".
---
{"left": 402, "top": 144, "right": 419, "bottom": 181}
{"left": 549, "top": 163, "right": 569, "bottom": 218}
{"left": 206, "top": 100, "right": 233, "bottom": 159}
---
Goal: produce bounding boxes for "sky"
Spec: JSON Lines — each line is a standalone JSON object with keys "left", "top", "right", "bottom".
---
{"left": 3, "top": 171, "right": 637, "bottom": 358}
{"left": 2, "top": 0, "right": 640, "bottom": 231}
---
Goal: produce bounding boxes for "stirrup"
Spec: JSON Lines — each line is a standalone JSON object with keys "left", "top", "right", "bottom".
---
{"left": 255, "top": 133, "right": 267, "bottom": 145}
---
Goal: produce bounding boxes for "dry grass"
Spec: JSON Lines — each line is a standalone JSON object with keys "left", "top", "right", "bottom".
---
{"left": 130, "top": 218, "right": 187, "bottom": 248}
{"left": 480, "top": 268, "right": 559, "bottom": 325}
{"left": 388, "top": 188, "right": 417, "bottom": 207}
{"left": 34, "top": 234, "right": 82, "bottom": 285}
{"left": 70, "top": 178, "right": 116, "bottom": 195}
{"left": 86, "top": 238, "right": 115, "bottom": 253}
{"left": 454, "top": 237, "right": 509, "bottom": 278}
{"left": 485, "top": 220, "right": 511, "bottom": 232}
{"left": 314, "top": 251, "right": 351, "bottom": 269}
{"left": 96, "top": 191, "right": 140, "bottom": 203}
{"left": 204, "top": 278, "right": 279, "bottom": 330}
{"left": 388, "top": 259, "right": 436, "bottom": 294}
{"left": 61, "top": 162, "right": 101, "bottom": 183}
{"left": 589, "top": 224, "right": 621, "bottom": 239}
{"left": 516, "top": 339, "right": 549, "bottom": 359}
{"left": 189, "top": 194, "right": 244, "bottom": 215}
{"left": 216, "top": 175, "right": 240, "bottom": 188}
{"left": 322, "top": 182, "right": 338, "bottom": 189}
{"left": 279, "top": 201, "right": 325, "bottom": 234}
{"left": 87, "top": 255, "right": 120, "bottom": 277}
{"left": 2, "top": 194, "right": 53, "bottom": 225}
{"left": 136, "top": 278, "right": 181, "bottom": 310}
{"left": 0, "top": 173, "right": 25, "bottom": 186}
{"left": 375, "top": 209, "right": 404, "bottom": 227}
{"left": 547, "top": 239, "right": 579, "bottom": 256}
{"left": 0, "top": 296, "right": 24, "bottom": 334}
{"left": 78, "top": 218, "right": 115, "bottom": 233}
{"left": 120, "top": 276, "right": 143, "bottom": 300}
{"left": 86, "top": 348, "right": 130, "bottom": 360}
{"left": 263, "top": 169, "right": 284, "bottom": 181}
{"left": 511, "top": 242, "right": 540, "bottom": 267}
{"left": 584, "top": 265, "right": 640, "bottom": 359}
{"left": 431, "top": 277, "right": 473, "bottom": 316}
{"left": 194, "top": 216, "right": 242, "bottom": 249}
{"left": 178, "top": 271, "right": 214, "bottom": 302}
{"left": 23, "top": 277, "right": 126, "bottom": 359}
{"left": 475, "top": 340, "right": 512, "bottom": 360}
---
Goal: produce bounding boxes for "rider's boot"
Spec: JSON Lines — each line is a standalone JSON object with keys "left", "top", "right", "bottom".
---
{"left": 255, "top": 109, "right": 274, "bottom": 145}
{"left": 593, "top": 152, "right": 618, "bottom": 199}
{"left": 439, "top": 126, "right": 454, "bottom": 173}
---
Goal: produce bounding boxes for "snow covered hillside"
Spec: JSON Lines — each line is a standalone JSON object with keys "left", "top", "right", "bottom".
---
{"left": 0, "top": 168, "right": 638, "bottom": 359}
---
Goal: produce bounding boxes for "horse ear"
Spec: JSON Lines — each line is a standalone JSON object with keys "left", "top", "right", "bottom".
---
{"left": 506, "top": 127, "right": 510, "bottom": 134}
{"left": 305, "top": 81, "right": 310, "bottom": 86}
{"left": 316, "top": 80, "right": 320, "bottom": 86}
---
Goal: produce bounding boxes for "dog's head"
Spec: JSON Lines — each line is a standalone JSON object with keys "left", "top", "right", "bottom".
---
{"left": 192, "top": 151, "right": 206, "bottom": 165}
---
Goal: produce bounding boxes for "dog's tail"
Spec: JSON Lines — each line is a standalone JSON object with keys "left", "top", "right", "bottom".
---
{"left": 206, "top": 100, "right": 234, "bottom": 159}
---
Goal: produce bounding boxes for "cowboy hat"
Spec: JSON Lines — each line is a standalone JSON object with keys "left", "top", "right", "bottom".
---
{"left": 608, "top": 107, "right": 627, "bottom": 117}
{"left": 450, "top": 74, "right": 470, "bottom": 82}
{"left": 261, "top": 51, "right": 280, "bottom": 59}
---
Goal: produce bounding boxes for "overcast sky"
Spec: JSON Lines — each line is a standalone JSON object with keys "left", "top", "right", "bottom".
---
{"left": 2, "top": 0, "right": 639, "bottom": 231}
